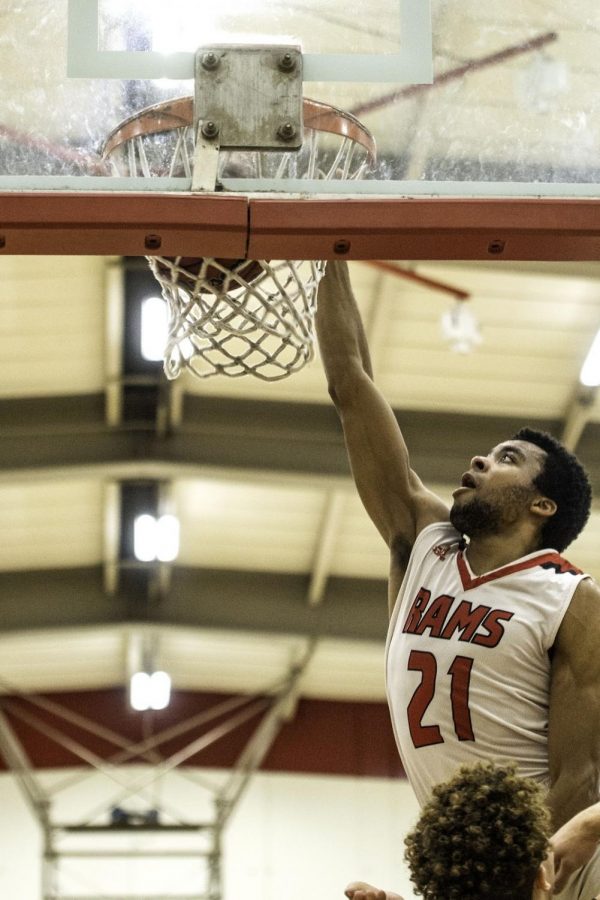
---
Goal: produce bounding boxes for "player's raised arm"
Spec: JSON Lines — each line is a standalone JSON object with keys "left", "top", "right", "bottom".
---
{"left": 547, "top": 576, "right": 600, "bottom": 830}
{"left": 315, "top": 262, "right": 448, "bottom": 590}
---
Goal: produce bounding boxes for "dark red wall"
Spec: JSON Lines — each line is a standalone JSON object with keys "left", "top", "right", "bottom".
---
{"left": 0, "top": 689, "right": 406, "bottom": 778}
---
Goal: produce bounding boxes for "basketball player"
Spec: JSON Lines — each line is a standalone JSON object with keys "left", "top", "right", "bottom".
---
{"left": 315, "top": 261, "right": 600, "bottom": 895}
{"left": 343, "top": 761, "right": 600, "bottom": 900}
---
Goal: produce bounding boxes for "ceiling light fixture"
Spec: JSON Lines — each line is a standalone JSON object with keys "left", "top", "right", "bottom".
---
{"left": 440, "top": 300, "right": 482, "bottom": 354}
{"left": 580, "top": 328, "right": 600, "bottom": 387}
{"left": 130, "top": 670, "right": 172, "bottom": 711}
{"left": 134, "top": 514, "right": 180, "bottom": 562}
{"left": 140, "top": 296, "right": 168, "bottom": 362}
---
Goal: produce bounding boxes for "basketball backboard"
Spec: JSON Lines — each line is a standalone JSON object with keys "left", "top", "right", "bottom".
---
{"left": 1, "top": 0, "right": 600, "bottom": 258}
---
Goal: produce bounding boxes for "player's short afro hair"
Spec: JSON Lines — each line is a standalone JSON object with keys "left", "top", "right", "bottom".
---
{"left": 404, "top": 761, "right": 551, "bottom": 900}
{"left": 512, "top": 427, "right": 592, "bottom": 552}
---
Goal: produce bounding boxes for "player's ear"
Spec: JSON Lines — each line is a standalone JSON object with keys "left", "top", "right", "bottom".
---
{"left": 533, "top": 864, "right": 552, "bottom": 891}
{"left": 530, "top": 495, "right": 557, "bottom": 520}
{"left": 531, "top": 853, "right": 554, "bottom": 897}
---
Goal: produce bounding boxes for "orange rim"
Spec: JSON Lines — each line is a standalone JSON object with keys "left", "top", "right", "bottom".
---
{"left": 101, "top": 96, "right": 377, "bottom": 165}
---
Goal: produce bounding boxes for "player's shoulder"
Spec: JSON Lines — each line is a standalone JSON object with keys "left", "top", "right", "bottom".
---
{"left": 406, "top": 520, "right": 461, "bottom": 565}
{"left": 390, "top": 521, "right": 459, "bottom": 602}
{"left": 415, "top": 520, "right": 461, "bottom": 548}
{"left": 555, "top": 576, "right": 600, "bottom": 653}
{"left": 553, "top": 577, "right": 600, "bottom": 685}
{"left": 571, "top": 575, "right": 600, "bottom": 607}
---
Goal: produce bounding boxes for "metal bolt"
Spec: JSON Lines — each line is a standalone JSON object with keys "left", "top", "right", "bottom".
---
{"left": 333, "top": 239, "right": 351, "bottom": 254}
{"left": 488, "top": 239, "right": 505, "bottom": 255}
{"left": 144, "top": 234, "right": 162, "bottom": 250}
{"left": 201, "top": 120, "right": 220, "bottom": 139}
{"left": 278, "top": 52, "right": 296, "bottom": 72}
{"left": 201, "top": 52, "right": 220, "bottom": 70}
{"left": 277, "top": 122, "right": 297, "bottom": 142}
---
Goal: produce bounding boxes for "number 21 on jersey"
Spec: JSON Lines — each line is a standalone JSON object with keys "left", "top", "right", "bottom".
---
{"left": 407, "top": 649, "right": 475, "bottom": 748}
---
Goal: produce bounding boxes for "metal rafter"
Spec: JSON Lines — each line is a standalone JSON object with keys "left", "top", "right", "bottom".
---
{"left": 0, "top": 708, "right": 51, "bottom": 826}
{"left": 561, "top": 385, "right": 599, "bottom": 452}
{"left": 215, "top": 640, "right": 316, "bottom": 826}
{"left": 2, "top": 665, "right": 315, "bottom": 900}
{"left": 0, "top": 709, "right": 56, "bottom": 898}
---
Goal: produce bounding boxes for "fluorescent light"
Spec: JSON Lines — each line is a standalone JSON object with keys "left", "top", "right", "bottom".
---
{"left": 134, "top": 514, "right": 180, "bottom": 562}
{"left": 134, "top": 514, "right": 159, "bottom": 562}
{"left": 130, "top": 671, "right": 151, "bottom": 710}
{"left": 157, "top": 515, "right": 180, "bottom": 562}
{"left": 149, "top": 671, "right": 171, "bottom": 710}
{"left": 580, "top": 329, "right": 600, "bottom": 387}
{"left": 141, "top": 296, "right": 168, "bottom": 361}
{"left": 130, "top": 671, "right": 172, "bottom": 711}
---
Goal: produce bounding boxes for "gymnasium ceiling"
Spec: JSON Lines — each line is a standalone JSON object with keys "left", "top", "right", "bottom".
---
{"left": 1, "top": 257, "right": 600, "bottom": 709}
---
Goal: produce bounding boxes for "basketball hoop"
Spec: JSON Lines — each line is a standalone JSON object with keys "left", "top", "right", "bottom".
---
{"left": 102, "top": 96, "right": 376, "bottom": 381}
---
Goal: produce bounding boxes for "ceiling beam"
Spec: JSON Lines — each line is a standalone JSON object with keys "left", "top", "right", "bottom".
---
{"left": 0, "top": 566, "right": 389, "bottom": 641}
{"left": 0, "top": 393, "right": 581, "bottom": 488}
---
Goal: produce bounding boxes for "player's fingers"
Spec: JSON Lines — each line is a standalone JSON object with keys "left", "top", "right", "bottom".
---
{"left": 345, "top": 891, "right": 385, "bottom": 900}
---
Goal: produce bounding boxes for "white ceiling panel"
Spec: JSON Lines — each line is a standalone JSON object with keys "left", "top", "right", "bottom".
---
{"left": 175, "top": 478, "right": 326, "bottom": 572}
{"left": 0, "top": 628, "right": 125, "bottom": 694}
{"left": 181, "top": 261, "right": 600, "bottom": 420}
{"left": 0, "top": 480, "right": 104, "bottom": 571}
{"left": 303, "top": 639, "right": 386, "bottom": 701}
{"left": 330, "top": 492, "right": 389, "bottom": 580}
{"left": 0, "top": 626, "right": 388, "bottom": 701}
{"left": 0, "top": 257, "right": 106, "bottom": 398}
{"left": 160, "top": 629, "right": 310, "bottom": 695}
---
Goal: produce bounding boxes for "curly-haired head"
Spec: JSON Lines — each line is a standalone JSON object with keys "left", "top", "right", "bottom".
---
{"left": 511, "top": 428, "right": 592, "bottom": 552}
{"left": 404, "top": 761, "right": 552, "bottom": 900}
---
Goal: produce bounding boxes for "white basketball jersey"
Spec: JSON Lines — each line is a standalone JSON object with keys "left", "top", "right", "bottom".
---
{"left": 386, "top": 521, "right": 589, "bottom": 807}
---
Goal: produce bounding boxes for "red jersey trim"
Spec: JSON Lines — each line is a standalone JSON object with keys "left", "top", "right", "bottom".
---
{"left": 456, "top": 550, "right": 582, "bottom": 591}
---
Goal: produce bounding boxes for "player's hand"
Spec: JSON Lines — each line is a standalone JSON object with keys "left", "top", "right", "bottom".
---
{"left": 551, "top": 805, "right": 600, "bottom": 893}
{"left": 344, "top": 880, "right": 404, "bottom": 900}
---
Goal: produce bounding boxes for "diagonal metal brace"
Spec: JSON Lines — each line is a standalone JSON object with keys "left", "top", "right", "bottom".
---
{"left": 215, "top": 639, "right": 316, "bottom": 826}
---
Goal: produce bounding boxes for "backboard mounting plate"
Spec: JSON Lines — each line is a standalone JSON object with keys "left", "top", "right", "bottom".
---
{"left": 194, "top": 45, "right": 303, "bottom": 151}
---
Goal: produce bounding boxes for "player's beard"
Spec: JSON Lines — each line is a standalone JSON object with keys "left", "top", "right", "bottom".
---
{"left": 450, "top": 485, "right": 536, "bottom": 539}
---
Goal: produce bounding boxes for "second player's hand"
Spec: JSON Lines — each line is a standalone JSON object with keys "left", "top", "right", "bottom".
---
{"left": 551, "top": 804, "right": 600, "bottom": 893}
{"left": 345, "top": 880, "right": 404, "bottom": 900}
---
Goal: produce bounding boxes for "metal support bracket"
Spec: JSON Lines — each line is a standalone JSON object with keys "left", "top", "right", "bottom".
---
{"left": 191, "top": 126, "right": 222, "bottom": 193}
{"left": 193, "top": 43, "right": 303, "bottom": 192}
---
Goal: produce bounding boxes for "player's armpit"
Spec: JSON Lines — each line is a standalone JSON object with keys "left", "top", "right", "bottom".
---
{"left": 548, "top": 578, "right": 600, "bottom": 829}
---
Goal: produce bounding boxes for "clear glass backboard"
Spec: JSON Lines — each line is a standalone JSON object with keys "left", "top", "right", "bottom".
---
{"left": 2, "top": 0, "right": 599, "bottom": 197}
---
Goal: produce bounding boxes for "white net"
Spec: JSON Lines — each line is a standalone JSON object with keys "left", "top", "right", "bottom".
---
{"left": 148, "top": 256, "right": 325, "bottom": 381}
{"left": 103, "top": 96, "right": 375, "bottom": 380}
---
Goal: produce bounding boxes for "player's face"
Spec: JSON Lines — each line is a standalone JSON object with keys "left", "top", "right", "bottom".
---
{"left": 450, "top": 440, "right": 547, "bottom": 538}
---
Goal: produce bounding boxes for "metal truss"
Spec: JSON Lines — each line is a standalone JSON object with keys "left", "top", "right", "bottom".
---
{"left": 0, "top": 640, "right": 314, "bottom": 900}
